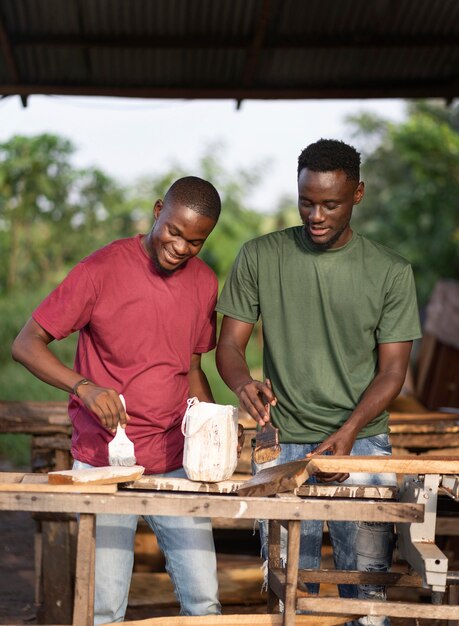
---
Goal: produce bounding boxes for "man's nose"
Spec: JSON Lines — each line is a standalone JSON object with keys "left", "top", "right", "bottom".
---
{"left": 310, "top": 205, "right": 324, "bottom": 222}
{"left": 173, "top": 238, "right": 189, "bottom": 255}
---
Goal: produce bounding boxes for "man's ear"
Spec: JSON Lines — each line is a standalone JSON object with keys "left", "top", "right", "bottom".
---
{"left": 354, "top": 181, "right": 365, "bottom": 205}
{"left": 153, "top": 199, "right": 163, "bottom": 220}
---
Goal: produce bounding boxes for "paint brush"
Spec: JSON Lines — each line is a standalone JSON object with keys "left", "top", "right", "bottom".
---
{"left": 108, "top": 394, "right": 136, "bottom": 466}
{"left": 253, "top": 381, "right": 281, "bottom": 464}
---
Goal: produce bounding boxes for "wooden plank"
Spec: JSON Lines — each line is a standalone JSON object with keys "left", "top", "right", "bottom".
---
{"left": 238, "top": 455, "right": 459, "bottom": 497}
{"left": 436, "top": 518, "right": 459, "bottom": 536}
{"left": 390, "top": 423, "right": 459, "bottom": 434}
{"left": 237, "top": 460, "right": 312, "bottom": 497}
{"left": 32, "top": 435, "right": 72, "bottom": 450}
{"left": 128, "top": 475, "right": 245, "bottom": 493}
{"left": 277, "top": 568, "right": 423, "bottom": 587}
{"left": 0, "top": 490, "right": 424, "bottom": 522}
{"left": 127, "top": 477, "right": 396, "bottom": 500}
{"left": 270, "top": 565, "right": 425, "bottom": 592}
{"left": 104, "top": 615, "right": 355, "bottom": 625}
{"left": 41, "top": 520, "right": 74, "bottom": 624}
{"left": 268, "top": 520, "right": 281, "bottom": 612}
{"left": 73, "top": 514, "right": 95, "bottom": 626}
{"left": 0, "top": 472, "right": 117, "bottom": 493}
{"left": 0, "top": 400, "right": 70, "bottom": 434}
{"left": 297, "top": 596, "right": 459, "bottom": 619}
{"left": 389, "top": 411, "right": 459, "bottom": 424}
{"left": 390, "top": 434, "right": 459, "bottom": 448}
{"left": 284, "top": 520, "right": 301, "bottom": 626}
{"left": 308, "top": 455, "right": 459, "bottom": 474}
{"left": 296, "top": 484, "right": 397, "bottom": 499}
{"left": 48, "top": 465, "right": 145, "bottom": 485}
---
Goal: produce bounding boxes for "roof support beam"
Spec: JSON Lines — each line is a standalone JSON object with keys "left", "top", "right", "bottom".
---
{"left": 0, "top": 81, "right": 457, "bottom": 101}
{"left": 0, "top": 13, "right": 26, "bottom": 107}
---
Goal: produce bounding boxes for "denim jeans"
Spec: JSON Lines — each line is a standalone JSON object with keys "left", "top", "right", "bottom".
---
{"left": 254, "top": 434, "right": 396, "bottom": 626}
{"left": 73, "top": 460, "right": 221, "bottom": 625}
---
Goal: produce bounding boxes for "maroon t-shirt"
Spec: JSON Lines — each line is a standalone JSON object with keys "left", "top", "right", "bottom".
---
{"left": 33, "top": 235, "right": 217, "bottom": 473}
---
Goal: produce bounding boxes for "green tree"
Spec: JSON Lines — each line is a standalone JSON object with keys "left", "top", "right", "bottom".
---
{"left": 348, "top": 102, "right": 459, "bottom": 306}
{"left": 0, "top": 134, "right": 129, "bottom": 293}
{"left": 0, "top": 134, "right": 74, "bottom": 292}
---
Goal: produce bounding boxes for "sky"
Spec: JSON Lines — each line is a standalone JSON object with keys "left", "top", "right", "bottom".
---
{"left": 1, "top": 95, "right": 406, "bottom": 212}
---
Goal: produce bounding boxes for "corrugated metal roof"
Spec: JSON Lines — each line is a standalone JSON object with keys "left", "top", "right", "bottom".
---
{"left": 0, "top": 0, "right": 458, "bottom": 105}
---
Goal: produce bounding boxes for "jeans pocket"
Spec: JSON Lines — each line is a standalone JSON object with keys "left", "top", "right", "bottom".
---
{"left": 368, "top": 433, "right": 392, "bottom": 455}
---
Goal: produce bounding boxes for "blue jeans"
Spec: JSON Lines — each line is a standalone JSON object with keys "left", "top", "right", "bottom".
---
{"left": 254, "top": 434, "right": 396, "bottom": 626}
{"left": 73, "top": 461, "right": 221, "bottom": 625}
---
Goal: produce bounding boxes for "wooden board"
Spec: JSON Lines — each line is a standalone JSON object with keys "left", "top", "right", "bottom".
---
{"left": 237, "top": 455, "right": 459, "bottom": 497}
{"left": 126, "top": 476, "right": 396, "bottom": 500}
{"left": 297, "top": 596, "right": 459, "bottom": 619}
{"left": 48, "top": 465, "right": 145, "bottom": 485}
{"left": 389, "top": 411, "right": 459, "bottom": 424}
{"left": 107, "top": 616, "right": 355, "bottom": 626}
{"left": 0, "top": 400, "right": 70, "bottom": 434}
{"left": 0, "top": 472, "right": 118, "bottom": 493}
{"left": 128, "top": 475, "right": 246, "bottom": 493}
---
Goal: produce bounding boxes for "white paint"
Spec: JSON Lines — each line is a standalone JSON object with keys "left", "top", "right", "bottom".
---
{"left": 234, "top": 501, "right": 248, "bottom": 518}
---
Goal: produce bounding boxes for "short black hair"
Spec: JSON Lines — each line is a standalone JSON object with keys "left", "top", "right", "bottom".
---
{"left": 297, "top": 139, "right": 361, "bottom": 181}
{"left": 164, "top": 176, "right": 221, "bottom": 222}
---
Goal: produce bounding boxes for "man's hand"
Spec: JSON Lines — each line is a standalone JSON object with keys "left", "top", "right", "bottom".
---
{"left": 235, "top": 378, "right": 277, "bottom": 426}
{"left": 308, "top": 428, "right": 357, "bottom": 483}
{"left": 76, "top": 384, "right": 129, "bottom": 432}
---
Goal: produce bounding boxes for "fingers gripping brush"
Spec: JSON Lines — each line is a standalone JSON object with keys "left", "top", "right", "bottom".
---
{"left": 108, "top": 394, "right": 136, "bottom": 466}
{"left": 253, "top": 397, "right": 281, "bottom": 465}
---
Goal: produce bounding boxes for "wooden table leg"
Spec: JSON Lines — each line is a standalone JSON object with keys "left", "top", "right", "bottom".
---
{"left": 268, "top": 519, "right": 281, "bottom": 613}
{"left": 284, "top": 520, "right": 301, "bottom": 626}
{"left": 73, "top": 513, "right": 96, "bottom": 626}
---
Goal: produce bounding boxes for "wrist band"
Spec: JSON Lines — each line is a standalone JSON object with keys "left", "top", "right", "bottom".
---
{"left": 72, "top": 378, "right": 91, "bottom": 397}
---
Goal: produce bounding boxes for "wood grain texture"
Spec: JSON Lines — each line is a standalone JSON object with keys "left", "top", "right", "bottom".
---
{"left": 0, "top": 472, "right": 117, "bottom": 493}
{"left": 48, "top": 465, "right": 145, "bottom": 485}
{"left": 296, "top": 596, "right": 459, "bottom": 619}
{"left": 104, "top": 616, "right": 355, "bottom": 625}
{"left": 237, "top": 455, "right": 459, "bottom": 497}
{"left": 0, "top": 491, "right": 423, "bottom": 522}
{"left": 237, "top": 460, "right": 311, "bottom": 497}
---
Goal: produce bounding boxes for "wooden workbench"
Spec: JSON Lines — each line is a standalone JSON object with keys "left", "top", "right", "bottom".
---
{"left": 1, "top": 461, "right": 458, "bottom": 626}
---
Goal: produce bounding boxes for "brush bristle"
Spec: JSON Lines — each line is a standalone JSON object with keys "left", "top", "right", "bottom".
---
{"left": 253, "top": 444, "right": 281, "bottom": 464}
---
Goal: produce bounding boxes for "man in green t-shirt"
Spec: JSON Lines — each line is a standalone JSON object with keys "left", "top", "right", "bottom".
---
{"left": 216, "top": 139, "right": 421, "bottom": 626}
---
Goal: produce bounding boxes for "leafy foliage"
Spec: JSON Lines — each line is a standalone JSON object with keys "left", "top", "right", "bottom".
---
{"left": 347, "top": 101, "right": 459, "bottom": 306}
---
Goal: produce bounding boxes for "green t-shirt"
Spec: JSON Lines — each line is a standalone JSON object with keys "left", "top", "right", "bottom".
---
{"left": 216, "top": 228, "right": 422, "bottom": 443}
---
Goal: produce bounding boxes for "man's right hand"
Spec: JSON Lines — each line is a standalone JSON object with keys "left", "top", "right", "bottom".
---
{"left": 76, "top": 384, "right": 129, "bottom": 432}
{"left": 235, "top": 378, "right": 277, "bottom": 426}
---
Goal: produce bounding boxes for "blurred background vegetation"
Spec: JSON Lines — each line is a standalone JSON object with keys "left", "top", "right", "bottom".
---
{"left": 1, "top": 99, "right": 458, "bottom": 463}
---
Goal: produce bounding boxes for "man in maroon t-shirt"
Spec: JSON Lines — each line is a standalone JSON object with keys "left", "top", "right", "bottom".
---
{"left": 12, "top": 176, "right": 222, "bottom": 624}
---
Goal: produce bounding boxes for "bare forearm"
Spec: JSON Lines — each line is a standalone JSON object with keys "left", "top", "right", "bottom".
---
{"left": 12, "top": 330, "right": 83, "bottom": 394}
{"left": 216, "top": 343, "right": 253, "bottom": 395}
{"left": 340, "top": 369, "right": 406, "bottom": 439}
{"left": 189, "top": 369, "right": 214, "bottom": 402}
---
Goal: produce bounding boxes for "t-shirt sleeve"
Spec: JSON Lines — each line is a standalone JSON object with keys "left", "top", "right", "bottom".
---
{"left": 193, "top": 273, "right": 218, "bottom": 354}
{"left": 216, "top": 243, "right": 260, "bottom": 323}
{"left": 376, "top": 263, "right": 422, "bottom": 343}
{"left": 32, "top": 263, "right": 97, "bottom": 340}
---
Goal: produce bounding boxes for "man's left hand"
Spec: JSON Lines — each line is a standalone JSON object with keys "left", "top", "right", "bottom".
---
{"left": 308, "top": 429, "right": 356, "bottom": 483}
